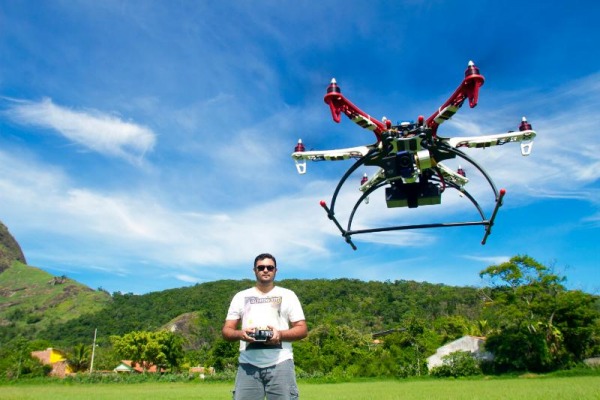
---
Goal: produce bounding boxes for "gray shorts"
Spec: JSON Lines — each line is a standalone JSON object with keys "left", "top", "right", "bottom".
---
{"left": 233, "top": 359, "right": 299, "bottom": 400}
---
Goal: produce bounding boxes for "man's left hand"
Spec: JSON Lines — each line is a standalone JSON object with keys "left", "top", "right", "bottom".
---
{"left": 266, "top": 325, "right": 281, "bottom": 345}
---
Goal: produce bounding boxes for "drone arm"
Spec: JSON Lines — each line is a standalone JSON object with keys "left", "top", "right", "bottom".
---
{"left": 324, "top": 79, "right": 387, "bottom": 142}
{"left": 445, "top": 129, "right": 537, "bottom": 156}
{"left": 327, "top": 100, "right": 342, "bottom": 123}
{"left": 444, "top": 145, "right": 499, "bottom": 198}
{"left": 436, "top": 162, "right": 469, "bottom": 187}
{"left": 426, "top": 61, "right": 485, "bottom": 134}
{"left": 291, "top": 144, "right": 375, "bottom": 174}
{"left": 359, "top": 168, "right": 386, "bottom": 193}
{"left": 291, "top": 145, "right": 372, "bottom": 161}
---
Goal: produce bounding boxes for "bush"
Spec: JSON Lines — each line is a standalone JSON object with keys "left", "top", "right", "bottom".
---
{"left": 430, "top": 351, "right": 482, "bottom": 378}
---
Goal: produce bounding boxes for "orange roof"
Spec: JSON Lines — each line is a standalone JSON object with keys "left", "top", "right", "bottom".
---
{"left": 121, "top": 360, "right": 164, "bottom": 373}
{"left": 30, "top": 348, "right": 72, "bottom": 378}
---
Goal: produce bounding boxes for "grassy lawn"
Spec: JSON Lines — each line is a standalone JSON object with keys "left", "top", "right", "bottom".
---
{"left": 1, "top": 376, "right": 599, "bottom": 400}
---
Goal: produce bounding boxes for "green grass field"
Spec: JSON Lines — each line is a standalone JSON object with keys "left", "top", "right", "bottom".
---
{"left": 1, "top": 376, "right": 599, "bottom": 400}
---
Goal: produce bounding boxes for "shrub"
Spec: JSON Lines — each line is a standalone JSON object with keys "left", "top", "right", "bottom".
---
{"left": 430, "top": 351, "right": 482, "bottom": 378}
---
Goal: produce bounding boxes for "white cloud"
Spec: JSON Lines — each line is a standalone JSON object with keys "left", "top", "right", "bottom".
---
{"left": 0, "top": 146, "right": 335, "bottom": 273}
{"left": 463, "top": 255, "right": 510, "bottom": 266}
{"left": 175, "top": 274, "right": 201, "bottom": 284}
{"left": 4, "top": 98, "right": 156, "bottom": 163}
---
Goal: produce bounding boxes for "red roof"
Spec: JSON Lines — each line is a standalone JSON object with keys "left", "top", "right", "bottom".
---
{"left": 121, "top": 360, "right": 165, "bottom": 373}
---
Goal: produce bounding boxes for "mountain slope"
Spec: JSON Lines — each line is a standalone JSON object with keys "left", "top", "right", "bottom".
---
{"left": 0, "top": 224, "right": 112, "bottom": 342}
{"left": 0, "top": 221, "right": 26, "bottom": 271}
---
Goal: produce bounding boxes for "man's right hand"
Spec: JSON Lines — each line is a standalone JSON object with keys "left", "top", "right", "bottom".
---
{"left": 240, "top": 327, "right": 256, "bottom": 342}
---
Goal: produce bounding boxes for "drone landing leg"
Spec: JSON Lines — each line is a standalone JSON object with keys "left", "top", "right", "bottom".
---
{"left": 481, "top": 189, "right": 506, "bottom": 245}
{"left": 320, "top": 201, "right": 357, "bottom": 250}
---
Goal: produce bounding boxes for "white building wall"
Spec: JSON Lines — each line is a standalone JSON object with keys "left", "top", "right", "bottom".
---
{"left": 426, "top": 335, "right": 490, "bottom": 370}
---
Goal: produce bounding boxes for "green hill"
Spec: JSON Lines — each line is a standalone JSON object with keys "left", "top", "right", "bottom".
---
{"left": 0, "top": 261, "right": 112, "bottom": 340}
{"left": 36, "top": 278, "right": 484, "bottom": 350}
{"left": 0, "top": 221, "right": 111, "bottom": 342}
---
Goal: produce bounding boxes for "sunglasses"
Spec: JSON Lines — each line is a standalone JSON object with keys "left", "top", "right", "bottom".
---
{"left": 256, "top": 265, "right": 276, "bottom": 272}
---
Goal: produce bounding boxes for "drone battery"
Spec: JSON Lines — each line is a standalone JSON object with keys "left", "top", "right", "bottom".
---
{"left": 385, "top": 183, "right": 441, "bottom": 208}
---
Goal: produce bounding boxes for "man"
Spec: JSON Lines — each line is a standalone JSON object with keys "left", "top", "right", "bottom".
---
{"left": 222, "top": 253, "right": 308, "bottom": 400}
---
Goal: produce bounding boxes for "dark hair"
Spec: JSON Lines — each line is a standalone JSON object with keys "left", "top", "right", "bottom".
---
{"left": 254, "top": 253, "right": 276, "bottom": 268}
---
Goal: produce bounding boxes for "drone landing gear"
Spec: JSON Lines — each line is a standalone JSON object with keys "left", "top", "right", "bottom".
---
{"left": 320, "top": 201, "right": 358, "bottom": 250}
{"left": 321, "top": 189, "right": 505, "bottom": 250}
{"left": 481, "top": 188, "right": 505, "bottom": 245}
{"left": 320, "top": 148, "right": 506, "bottom": 250}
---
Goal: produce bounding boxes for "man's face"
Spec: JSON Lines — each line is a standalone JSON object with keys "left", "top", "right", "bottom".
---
{"left": 254, "top": 259, "right": 277, "bottom": 284}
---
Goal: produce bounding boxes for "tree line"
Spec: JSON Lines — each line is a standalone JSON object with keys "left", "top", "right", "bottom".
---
{"left": 0, "top": 255, "right": 598, "bottom": 379}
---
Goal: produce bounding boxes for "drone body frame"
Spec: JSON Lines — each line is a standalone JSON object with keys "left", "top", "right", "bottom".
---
{"left": 292, "top": 62, "right": 536, "bottom": 249}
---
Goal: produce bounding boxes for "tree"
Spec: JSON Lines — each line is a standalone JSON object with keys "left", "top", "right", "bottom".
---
{"left": 294, "top": 323, "right": 373, "bottom": 377}
{"left": 85, "top": 337, "right": 121, "bottom": 371}
{"left": 0, "top": 338, "right": 51, "bottom": 379}
{"left": 156, "top": 330, "right": 184, "bottom": 372}
{"left": 207, "top": 339, "right": 238, "bottom": 372}
{"left": 379, "top": 317, "right": 440, "bottom": 377}
{"left": 67, "top": 343, "right": 90, "bottom": 372}
{"left": 479, "top": 255, "right": 599, "bottom": 372}
{"left": 433, "top": 315, "right": 470, "bottom": 343}
{"left": 110, "top": 330, "right": 184, "bottom": 373}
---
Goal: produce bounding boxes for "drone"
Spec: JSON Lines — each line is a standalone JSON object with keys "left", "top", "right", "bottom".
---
{"left": 291, "top": 61, "right": 536, "bottom": 250}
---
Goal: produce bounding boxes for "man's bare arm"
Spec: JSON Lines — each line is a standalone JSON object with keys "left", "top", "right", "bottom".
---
{"left": 222, "top": 319, "right": 252, "bottom": 342}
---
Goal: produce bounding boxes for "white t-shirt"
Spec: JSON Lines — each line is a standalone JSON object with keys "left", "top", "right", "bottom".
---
{"left": 225, "top": 286, "right": 305, "bottom": 368}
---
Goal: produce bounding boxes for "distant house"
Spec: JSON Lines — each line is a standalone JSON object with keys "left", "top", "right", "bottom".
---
{"left": 31, "top": 348, "right": 73, "bottom": 378}
{"left": 584, "top": 357, "right": 600, "bottom": 367}
{"left": 426, "top": 335, "right": 493, "bottom": 371}
{"left": 113, "top": 362, "right": 135, "bottom": 373}
{"left": 113, "top": 360, "right": 165, "bottom": 373}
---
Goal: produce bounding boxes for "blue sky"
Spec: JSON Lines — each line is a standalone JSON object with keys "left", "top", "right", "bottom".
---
{"left": 1, "top": 1, "right": 598, "bottom": 295}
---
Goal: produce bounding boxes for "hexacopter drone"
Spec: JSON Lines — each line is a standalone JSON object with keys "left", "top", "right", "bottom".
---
{"left": 291, "top": 61, "right": 536, "bottom": 250}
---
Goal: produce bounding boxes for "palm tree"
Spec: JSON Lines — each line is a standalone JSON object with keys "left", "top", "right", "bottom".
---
{"left": 67, "top": 343, "right": 90, "bottom": 372}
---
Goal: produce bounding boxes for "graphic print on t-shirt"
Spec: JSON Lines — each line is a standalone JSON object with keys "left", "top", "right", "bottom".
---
{"left": 243, "top": 295, "right": 282, "bottom": 329}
